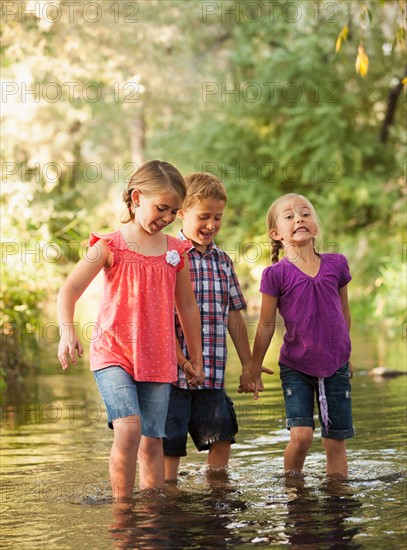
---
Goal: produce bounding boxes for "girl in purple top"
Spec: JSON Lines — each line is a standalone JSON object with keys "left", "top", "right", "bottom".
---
{"left": 241, "top": 193, "right": 354, "bottom": 479}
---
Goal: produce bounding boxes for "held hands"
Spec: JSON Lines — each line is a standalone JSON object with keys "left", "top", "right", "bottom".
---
{"left": 238, "top": 367, "right": 274, "bottom": 400}
{"left": 182, "top": 359, "right": 205, "bottom": 387}
{"left": 58, "top": 330, "right": 83, "bottom": 370}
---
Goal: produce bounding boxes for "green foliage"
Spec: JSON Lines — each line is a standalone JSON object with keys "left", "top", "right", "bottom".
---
{"left": 1, "top": 0, "right": 405, "bottom": 382}
{"left": 1, "top": 182, "right": 51, "bottom": 384}
{"left": 150, "top": 0, "right": 405, "bottom": 331}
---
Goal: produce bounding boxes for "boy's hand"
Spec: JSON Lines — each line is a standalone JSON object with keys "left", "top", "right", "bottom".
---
{"left": 182, "top": 360, "right": 205, "bottom": 387}
{"left": 58, "top": 331, "right": 83, "bottom": 370}
{"left": 238, "top": 367, "right": 273, "bottom": 400}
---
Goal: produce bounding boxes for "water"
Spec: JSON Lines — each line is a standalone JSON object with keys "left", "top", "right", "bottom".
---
{"left": 1, "top": 334, "right": 406, "bottom": 549}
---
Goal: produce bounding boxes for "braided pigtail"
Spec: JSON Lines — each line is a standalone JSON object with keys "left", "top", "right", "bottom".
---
{"left": 271, "top": 240, "right": 283, "bottom": 264}
{"left": 121, "top": 188, "right": 134, "bottom": 223}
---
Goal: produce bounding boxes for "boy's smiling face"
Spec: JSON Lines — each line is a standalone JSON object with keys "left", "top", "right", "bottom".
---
{"left": 179, "top": 198, "right": 225, "bottom": 252}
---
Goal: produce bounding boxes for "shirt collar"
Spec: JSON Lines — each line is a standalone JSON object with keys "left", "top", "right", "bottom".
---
{"left": 177, "top": 229, "right": 218, "bottom": 255}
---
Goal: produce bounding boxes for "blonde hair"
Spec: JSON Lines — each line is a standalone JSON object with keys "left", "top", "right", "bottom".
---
{"left": 182, "top": 172, "right": 227, "bottom": 210}
{"left": 122, "top": 160, "right": 186, "bottom": 223}
{"left": 266, "top": 193, "right": 322, "bottom": 263}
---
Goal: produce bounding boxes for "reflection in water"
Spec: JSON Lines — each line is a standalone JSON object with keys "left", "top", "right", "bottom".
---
{"left": 107, "top": 474, "right": 366, "bottom": 550}
{"left": 284, "top": 479, "right": 363, "bottom": 549}
{"left": 0, "top": 357, "right": 406, "bottom": 549}
{"left": 109, "top": 476, "right": 247, "bottom": 549}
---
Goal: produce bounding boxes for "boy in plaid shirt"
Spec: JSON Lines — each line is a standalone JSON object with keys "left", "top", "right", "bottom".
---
{"left": 164, "top": 172, "right": 252, "bottom": 479}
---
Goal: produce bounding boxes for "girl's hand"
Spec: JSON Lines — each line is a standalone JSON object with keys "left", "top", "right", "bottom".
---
{"left": 182, "top": 360, "right": 205, "bottom": 387}
{"left": 58, "top": 331, "right": 83, "bottom": 370}
{"left": 238, "top": 367, "right": 273, "bottom": 400}
{"left": 348, "top": 359, "right": 354, "bottom": 379}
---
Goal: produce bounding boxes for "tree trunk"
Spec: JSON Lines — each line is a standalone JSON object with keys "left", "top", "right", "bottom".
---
{"left": 128, "top": 108, "right": 146, "bottom": 167}
{"left": 380, "top": 70, "right": 406, "bottom": 143}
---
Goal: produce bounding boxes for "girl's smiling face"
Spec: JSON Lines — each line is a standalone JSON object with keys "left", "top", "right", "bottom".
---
{"left": 132, "top": 190, "right": 182, "bottom": 234}
{"left": 271, "top": 198, "right": 318, "bottom": 246}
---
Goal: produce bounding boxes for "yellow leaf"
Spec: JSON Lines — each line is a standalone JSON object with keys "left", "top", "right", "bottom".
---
{"left": 342, "top": 25, "right": 349, "bottom": 40}
{"left": 355, "top": 46, "right": 369, "bottom": 77}
{"left": 402, "top": 77, "right": 407, "bottom": 87}
{"left": 335, "top": 24, "right": 349, "bottom": 53}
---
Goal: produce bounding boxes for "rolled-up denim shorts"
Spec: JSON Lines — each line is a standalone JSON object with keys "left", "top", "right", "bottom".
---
{"left": 279, "top": 363, "right": 354, "bottom": 440}
{"left": 93, "top": 365, "right": 171, "bottom": 437}
{"left": 163, "top": 386, "right": 238, "bottom": 455}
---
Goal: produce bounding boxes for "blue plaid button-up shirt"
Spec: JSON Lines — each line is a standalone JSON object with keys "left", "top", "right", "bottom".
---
{"left": 174, "top": 230, "right": 246, "bottom": 389}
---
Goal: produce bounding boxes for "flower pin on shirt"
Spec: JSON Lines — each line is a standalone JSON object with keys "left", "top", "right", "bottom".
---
{"left": 166, "top": 250, "right": 181, "bottom": 267}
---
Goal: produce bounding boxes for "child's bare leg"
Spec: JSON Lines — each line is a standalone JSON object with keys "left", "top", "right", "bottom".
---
{"left": 138, "top": 435, "right": 165, "bottom": 490}
{"left": 110, "top": 415, "right": 141, "bottom": 499}
{"left": 322, "top": 438, "right": 348, "bottom": 478}
{"left": 164, "top": 456, "right": 181, "bottom": 481}
{"left": 207, "top": 441, "right": 231, "bottom": 468}
{"left": 284, "top": 427, "right": 313, "bottom": 472}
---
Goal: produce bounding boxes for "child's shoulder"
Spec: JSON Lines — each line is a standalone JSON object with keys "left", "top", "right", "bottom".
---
{"left": 321, "top": 252, "right": 347, "bottom": 258}
{"left": 167, "top": 234, "right": 192, "bottom": 254}
{"left": 320, "top": 252, "right": 349, "bottom": 265}
{"left": 260, "top": 260, "right": 286, "bottom": 287}
{"left": 262, "top": 258, "right": 286, "bottom": 274}
{"left": 89, "top": 229, "right": 121, "bottom": 246}
{"left": 213, "top": 244, "right": 229, "bottom": 260}
{"left": 212, "top": 243, "right": 234, "bottom": 272}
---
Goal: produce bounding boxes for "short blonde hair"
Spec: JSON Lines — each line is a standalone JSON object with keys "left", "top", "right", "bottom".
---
{"left": 267, "top": 193, "right": 322, "bottom": 263}
{"left": 182, "top": 172, "right": 227, "bottom": 210}
{"left": 121, "top": 160, "right": 186, "bottom": 223}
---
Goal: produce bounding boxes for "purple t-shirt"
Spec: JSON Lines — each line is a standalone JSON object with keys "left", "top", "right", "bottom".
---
{"left": 260, "top": 253, "right": 351, "bottom": 378}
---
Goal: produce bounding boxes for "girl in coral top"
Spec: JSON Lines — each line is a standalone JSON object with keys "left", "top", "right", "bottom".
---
{"left": 57, "top": 160, "right": 203, "bottom": 499}
{"left": 241, "top": 193, "right": 354, "bottom": 479}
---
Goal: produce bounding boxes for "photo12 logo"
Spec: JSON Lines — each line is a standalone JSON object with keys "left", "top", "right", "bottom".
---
{"left": 201, "top": 1, "right": 341, "bottom": 24}
{"left": 202, "top": 81, "right": 339, "bottom": 104}
{"left": 201, "top": 161, "right": 340, "bottom": 185}
{"left": 1, "top": 161, "right": 139, "bottom": 184}
{"left": 1, "top": 1, "right": 141, "bottom": 24}
{"left": 1, "top": 81, "right": 142, "bottom": 104}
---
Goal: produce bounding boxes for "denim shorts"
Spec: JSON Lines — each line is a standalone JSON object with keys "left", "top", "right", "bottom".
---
{"left": 93, "top": 366, "right": 171, "bottom": 437}
{"left": 279, "top": 363, "right": 354, "bottom": 440}
{"left": 163, "top": 386, "right": 238, "bottom": 455}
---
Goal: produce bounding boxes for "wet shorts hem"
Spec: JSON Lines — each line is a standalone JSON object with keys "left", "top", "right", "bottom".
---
{"left": 198, "top": 435, "right": 236, "bottom": 452}
{"left": 163, "top": 387, "right": 238, "bottom": 456}
{"left": 321, "top": 427, "right": 355, "bottom": 440}
{"left": 286, "top": 417, "right": 315, "bottom": 429}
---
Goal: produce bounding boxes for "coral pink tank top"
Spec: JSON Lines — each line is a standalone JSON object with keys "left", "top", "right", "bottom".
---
{"left": 89, "top": 230, "right": 191, "bottom": 382}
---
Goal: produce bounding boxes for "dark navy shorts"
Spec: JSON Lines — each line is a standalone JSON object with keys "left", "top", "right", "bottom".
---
{"left": 279, "top": 363, "right": 355, "bottom": 440}
{"left": 163, "top": 386, "right": 238, "bottom": 455}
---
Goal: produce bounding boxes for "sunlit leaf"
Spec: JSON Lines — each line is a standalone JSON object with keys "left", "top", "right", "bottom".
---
{"left": 335, "top": 25, "right": 349, "bottom": 53}
{"left": 355, "top": 46, "right": 369, "bottom": 77}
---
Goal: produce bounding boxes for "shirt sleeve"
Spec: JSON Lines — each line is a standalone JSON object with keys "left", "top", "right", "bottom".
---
{"left": 228, "top": 259, "right": 247, "bottom": 311}
{"left": 259, "top": 264, "right": 281, "bottom": 298}
{"left": 338, "top": 254, "right": 352, "bottom": 288}
{"left": 171, "top": 237, "right": 193, "bottom": 272}
{"left": 89, "top": 232, "right": 116, "bottom": 267}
